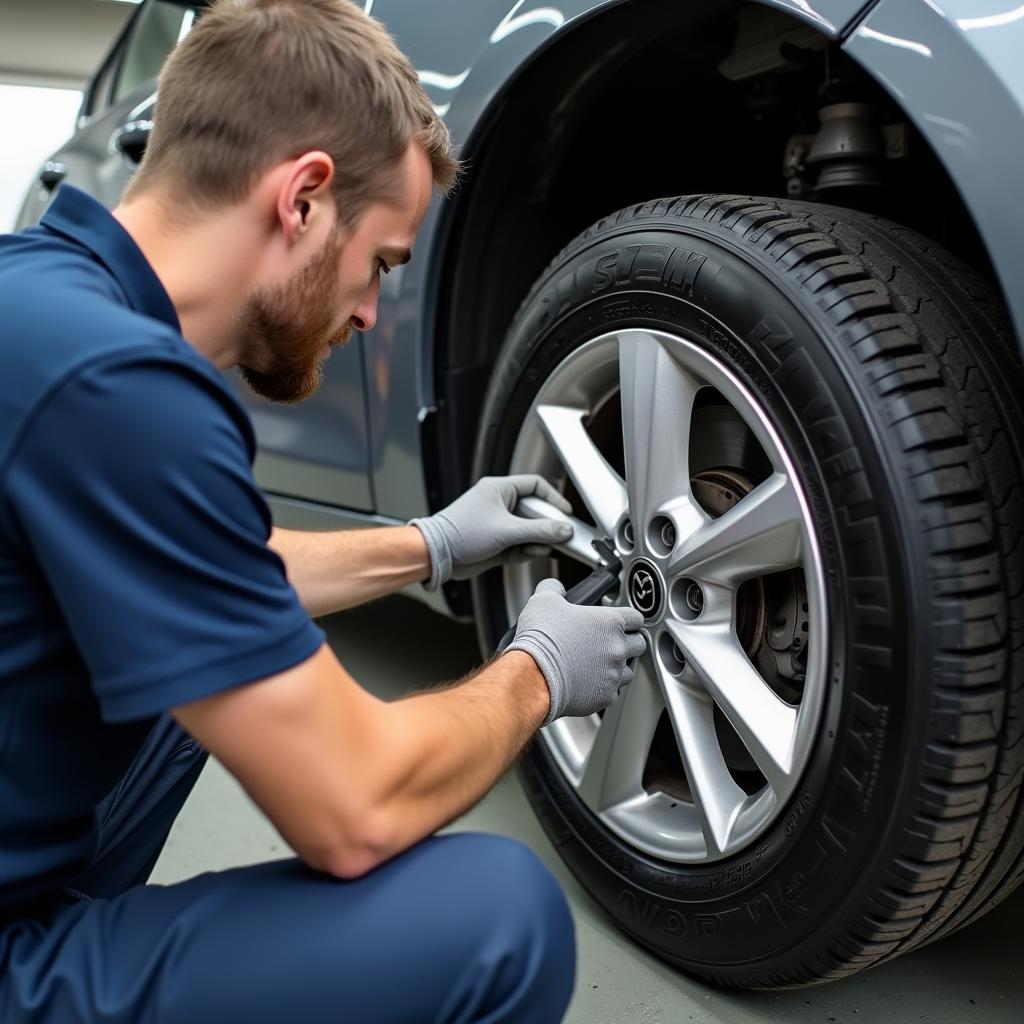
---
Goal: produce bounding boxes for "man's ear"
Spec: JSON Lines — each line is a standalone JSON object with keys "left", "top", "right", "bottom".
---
{"left": 276, "top": 151, "right": 335, "bottom": 247}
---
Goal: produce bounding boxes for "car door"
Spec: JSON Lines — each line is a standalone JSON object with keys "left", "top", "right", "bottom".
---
{"left": 14, "top": 1, "right": 193, "bottom": 233}
{"left": 14, "top": 0, "right": 375, "bottom": 513}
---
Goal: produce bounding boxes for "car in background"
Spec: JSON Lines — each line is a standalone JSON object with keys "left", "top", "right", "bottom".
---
{"left": 16, "top": 0, "right": 1024, "bottom": 989}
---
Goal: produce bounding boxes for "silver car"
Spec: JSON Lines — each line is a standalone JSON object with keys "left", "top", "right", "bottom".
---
{"left": 16, "top": 0, "right": 1024, "bottom": 989}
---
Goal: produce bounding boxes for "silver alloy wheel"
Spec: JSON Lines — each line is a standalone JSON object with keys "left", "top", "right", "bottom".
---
{"left": 505, "top": 329, "right": 828, "bottom": 863}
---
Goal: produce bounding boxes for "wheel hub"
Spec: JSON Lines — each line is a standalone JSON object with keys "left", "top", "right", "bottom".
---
{"left": 627, "top": 559, "right": 663, "bottom": 620}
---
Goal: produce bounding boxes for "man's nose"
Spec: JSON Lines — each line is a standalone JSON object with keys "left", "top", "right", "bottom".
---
{"left": 350, "top": 284, "right": 380, "bottom": 332}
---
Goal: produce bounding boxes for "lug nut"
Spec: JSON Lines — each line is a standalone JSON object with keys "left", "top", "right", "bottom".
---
{"left": 672, "top": 577, "right": 704, "bottom": 622}
{"left": 623, "top": 519, "right": 635, "bottom": 546}
{"left": 658, "top": 632, "right": 687, "bottom": 676}
{"left": 660, "top": 521, "right": 676, "bottom": 549}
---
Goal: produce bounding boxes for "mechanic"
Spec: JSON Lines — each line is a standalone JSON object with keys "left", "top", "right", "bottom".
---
{"left": 0, "top": 1, "right": 647, "bottom": 1022}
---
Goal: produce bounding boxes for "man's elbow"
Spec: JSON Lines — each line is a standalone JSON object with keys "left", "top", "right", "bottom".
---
{"left": 312, "top": 848, "right": 382, "bottom": 881}
{"left": 300, "top": 807, "right": 399, "bottom": 880}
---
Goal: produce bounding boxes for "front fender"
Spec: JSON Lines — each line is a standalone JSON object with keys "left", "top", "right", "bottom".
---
{"left": 845, "top": 0, "right": 1024, "bottom": 353}
{"left": 416, "top": 0, "right": 870, "bottom": 145}
{"left": 370, "top": 0, "right": 874, "bottom": 519}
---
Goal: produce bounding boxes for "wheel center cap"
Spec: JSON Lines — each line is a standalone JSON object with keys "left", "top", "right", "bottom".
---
{"left": 627, "top": 560, "right": 663, "bottom": 620}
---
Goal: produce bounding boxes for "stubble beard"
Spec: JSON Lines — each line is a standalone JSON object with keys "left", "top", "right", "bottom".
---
{"left": 237, "top": 230, "right": 352, "bottom": 404}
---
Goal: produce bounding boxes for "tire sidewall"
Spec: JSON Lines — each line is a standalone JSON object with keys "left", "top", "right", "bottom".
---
{"left": 473, "top": 219, "right": 926, "bottom": 972}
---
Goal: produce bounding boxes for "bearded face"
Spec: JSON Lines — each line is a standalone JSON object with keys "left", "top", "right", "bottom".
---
{"left": 237, "top": 229, "right": 352, "bottom": 404}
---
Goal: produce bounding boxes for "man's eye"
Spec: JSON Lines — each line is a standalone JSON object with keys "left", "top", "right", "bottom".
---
{"left": 376, "top": 259, "right": 391, "bottom": 277}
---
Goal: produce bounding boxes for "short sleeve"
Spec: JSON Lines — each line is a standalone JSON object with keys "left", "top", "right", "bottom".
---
{"left": 3, "top": 352, "right": 324, "bottom": 722}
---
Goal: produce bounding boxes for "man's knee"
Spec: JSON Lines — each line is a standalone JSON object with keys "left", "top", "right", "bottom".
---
{"left": 438, "top": 834, "right": 576, "bottom": 1021}
{"left": 123, "top": 843, "right": 575, "bottom": 1024}
{"left": 473, "top": 835, "right": 572, "bottom": 944}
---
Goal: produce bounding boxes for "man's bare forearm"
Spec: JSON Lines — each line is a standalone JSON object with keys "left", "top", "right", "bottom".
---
{"left": 380, "top": 651, "right": 549, "bottom": 831}
{"left": 269, "top": 525, "right": 430, "bottom": 616}
{"left": 333, "top": 649, "right": 551, "bottom": 875}
{"left": 173, "top": 644, "right": 552, "bottom": 879}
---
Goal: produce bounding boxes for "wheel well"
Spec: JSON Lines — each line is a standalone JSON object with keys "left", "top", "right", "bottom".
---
{"left": 429, "top": 0, "right": 995, "bottom": 511}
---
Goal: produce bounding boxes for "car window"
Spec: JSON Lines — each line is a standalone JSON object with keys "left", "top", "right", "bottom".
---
{"left": 113, "top": 1, "right": 201, "bottom": 105}
{"left": 84, "top": 51, "right": 119, "bottom": 119}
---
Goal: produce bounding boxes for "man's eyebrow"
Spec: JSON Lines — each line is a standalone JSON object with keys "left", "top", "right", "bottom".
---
{"left": 382, "top": 247, "right": 412, "bottom": 267}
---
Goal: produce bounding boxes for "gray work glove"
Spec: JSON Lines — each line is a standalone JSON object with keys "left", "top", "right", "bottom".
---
{"left": 410, "top": 475, "right": 574, "bottom": 591}
{"left": 507, "top": 578, "right": 647, "bottom": 725}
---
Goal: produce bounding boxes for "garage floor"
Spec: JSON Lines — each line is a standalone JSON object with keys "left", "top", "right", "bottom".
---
{"left": 151, "top": 595, "right": 1023, "bottom": 1023}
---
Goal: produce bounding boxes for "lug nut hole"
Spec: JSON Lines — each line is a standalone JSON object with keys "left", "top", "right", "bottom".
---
{"left": 619, "top": 518, "right": 635, "bottom": 551}
{"left": 671, "top": 577, "right": 705, "bottom": 621}
{"left": 648, "top": 515, "right": 675, "bottom": 556}
{"left": 657, "top": 632, "right": 686, "bottom": 676}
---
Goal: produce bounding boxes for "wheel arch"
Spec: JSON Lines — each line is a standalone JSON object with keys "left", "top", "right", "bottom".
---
{"left": 420, "top": 0, "right": 1017, "bottom": 525}
{"left": 424, "top": 0, "right": 744, "bottom": 515}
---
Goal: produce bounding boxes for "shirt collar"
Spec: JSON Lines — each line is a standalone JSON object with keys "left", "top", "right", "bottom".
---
{"left": 40, "top": 185, "right": 181, "bottom": 333}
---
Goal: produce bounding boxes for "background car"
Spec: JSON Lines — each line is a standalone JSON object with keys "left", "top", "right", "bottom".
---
{"left": 16, "top": 0, "right": 1024, "bottom": 989}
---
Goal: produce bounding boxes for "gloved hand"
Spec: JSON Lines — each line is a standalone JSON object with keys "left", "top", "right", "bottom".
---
{"left": 410, "top": 475, "right": 574, "bottom": 591}
{"left": 506, "top": 578, "right": 647, "bottom": 725}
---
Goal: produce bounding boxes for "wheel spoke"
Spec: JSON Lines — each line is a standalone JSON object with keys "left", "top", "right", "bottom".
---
{"left": 666, "top": 618, "right": 798, "bottom": 794}
{"left": 654, "top": 659, "right": 748, "bottom": 857}
{"left": 535, "top": 404, "right": 628, "bottom": 537}
{"left": 667, "top": 472, "right": 803, "bottom": 584}
{"left": 577, "top": 653, "right": 663, "bottom": 813}
{"left": 618, "top": 331, "right": 705, "bottom": 530}
{"left": 514, "top": 495, "right": 601, "bottom": 567}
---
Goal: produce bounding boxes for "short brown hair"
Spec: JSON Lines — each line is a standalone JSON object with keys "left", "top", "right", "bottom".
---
{"left": 126, "top": 0, "right": 458, "bottom": 224}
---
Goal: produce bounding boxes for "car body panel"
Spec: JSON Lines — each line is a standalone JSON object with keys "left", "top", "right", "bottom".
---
{"left": 844, "top": 0, "right": 1024, "bottom": 353}
{"left": 13, "top": 87, "right": 147, "bottom": 234}
{"left": 760, "top": 0, "right": 874, "bottom": 35}
{"left": 365, "top": 0, "right": 875, "bottom": 522}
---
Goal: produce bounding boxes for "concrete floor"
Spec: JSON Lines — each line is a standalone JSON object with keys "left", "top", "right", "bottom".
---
{"left": 152, "top": 595, "right": 1024, "bottom": 1023}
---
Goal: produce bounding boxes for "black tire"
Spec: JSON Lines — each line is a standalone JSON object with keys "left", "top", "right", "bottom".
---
{"left": 470, "top": 195, "right": 1024, "bottom": 987}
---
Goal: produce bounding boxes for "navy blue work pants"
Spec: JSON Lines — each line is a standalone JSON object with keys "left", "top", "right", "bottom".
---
{"left": 0, "top": 717, "right": 576, "bottom": 1022}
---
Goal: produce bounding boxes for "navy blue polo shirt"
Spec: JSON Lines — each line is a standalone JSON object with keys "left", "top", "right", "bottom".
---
{"left": 0, "top": 186, "right": 324, "bottom": 913}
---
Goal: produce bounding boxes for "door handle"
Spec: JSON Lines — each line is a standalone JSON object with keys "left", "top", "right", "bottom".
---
{"left": 113, "top": 119, "right": 153, "bottom": 164}
{"left": 37, "top": 161, "right": 67, "bottom": 193}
